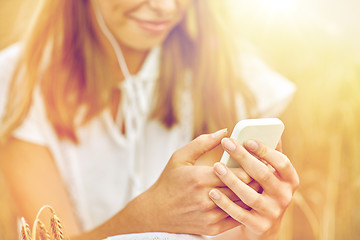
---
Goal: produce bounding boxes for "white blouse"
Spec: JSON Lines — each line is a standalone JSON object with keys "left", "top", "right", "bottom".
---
{"left": 0, "top": 43, "right": 295, "bottom": 231}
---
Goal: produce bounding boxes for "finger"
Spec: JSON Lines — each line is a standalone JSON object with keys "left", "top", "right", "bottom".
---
{"left": 244, "top": 140, "right": 299, "bottom": 186}
{"left": 182, "top": 166, "right": 246, "bottom": 189}
{"left": 248, "top": 180, "right": 262, "bottom": 193}
{"left": 210, "top": 189, "right": 276, "bottom": 236}
{"left": 233, "top": 180, "right": 262, "bottom": 210}
{"left": 221, "top": 138, "right": 279, "bottom": 192}
{"left": 218, "top": 187, "right": 240, "bottom": 202}
{"left": 229, "top": 167, "right": 253, "bottom": 184}
{"left": 209, "top": 188, "right": 257, "bottom": 226}
{"left": 175, "top": 129, "right": 227, "bottom": 165}
{"left": 210, "top": 166, "right": 253, "bottom": 188}
{"left": 217, "top": 180, "right": 261, "bottom": 207}
{"left": 213, "top": 162, "right": 267, "bottom": 213}
{"left": 212, "top": 166, "right": 253, "bottom": 187}
{"left": 190, "top": 166, "right": 231, "bottom": 188}
{"left": 233, "top": 198, "right": 253, "bottom": 210}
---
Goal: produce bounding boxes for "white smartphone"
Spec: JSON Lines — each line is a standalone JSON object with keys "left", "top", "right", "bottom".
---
{"left": 220, "top": 118, "right": 285, "bottom": 168}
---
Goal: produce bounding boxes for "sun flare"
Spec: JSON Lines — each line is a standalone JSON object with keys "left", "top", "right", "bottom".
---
{"left": 257, "top": 0, "right": 299, "bottom": 14}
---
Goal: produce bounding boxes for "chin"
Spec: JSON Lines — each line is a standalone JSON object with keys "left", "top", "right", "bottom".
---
{"left": 120, "top": 34, "right": 167, "bottom": 51}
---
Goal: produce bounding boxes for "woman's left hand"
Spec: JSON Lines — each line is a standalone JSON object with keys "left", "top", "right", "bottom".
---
{"left": 208, "top": 138, "right": 299, "bottom": 240}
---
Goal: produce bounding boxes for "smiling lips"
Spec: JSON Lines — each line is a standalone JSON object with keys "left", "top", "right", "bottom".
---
{"left": 132, "top": 17, "right": 172, "bottom": 34}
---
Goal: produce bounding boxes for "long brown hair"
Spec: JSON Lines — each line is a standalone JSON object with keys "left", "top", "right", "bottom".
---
{"left": 0, "top": 0, "right": 256, "bottom": 143}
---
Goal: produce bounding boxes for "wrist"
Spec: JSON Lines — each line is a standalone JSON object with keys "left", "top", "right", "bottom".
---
{"left": 115, "top": 190, "right": 158, "bottom": 234}
{"left": 78, "top": 190, "right": 157, "bottom": 240}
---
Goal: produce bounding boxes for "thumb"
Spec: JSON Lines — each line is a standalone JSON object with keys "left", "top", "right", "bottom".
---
{"left": 174, "top": 128, "right": 228, "bottom": 165}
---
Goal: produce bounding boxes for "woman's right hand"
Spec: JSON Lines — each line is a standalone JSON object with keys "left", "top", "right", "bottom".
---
{"left": 118, "top": 129, "right": 243, "bottom": 236}
{"left": 1, "top": 130, "right": 253, "bottom": 240}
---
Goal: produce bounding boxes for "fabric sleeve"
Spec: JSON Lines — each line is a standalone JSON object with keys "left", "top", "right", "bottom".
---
{"left": 0, "top": 45, "right": 49, "bottom": 146}
{"left": 0, "top": 43, "right": 46, "bottom": 145}
{"left": 0, "top": 44, "right": 21, "bottom": 120}
{"left": 238, "top": 53, "right": 296, "bottom": 119}
{"left": 0, "top": 44, "right": 53, "bottom": 146}
{"left": 12, "top": 87, "right": 49, "bottom": 146}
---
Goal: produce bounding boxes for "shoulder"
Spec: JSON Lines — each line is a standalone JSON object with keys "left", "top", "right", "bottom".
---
{"left": 0, "top": 44, "right": 50, "bottom": 146}
{"left": 0, "top": 43, "right": 22, "bottom": 70}
{"left": 0, "top": 43, "right": 23, "bottom": 119}
{"left": 0, "top": 43, "right": 23, "bottom": 89}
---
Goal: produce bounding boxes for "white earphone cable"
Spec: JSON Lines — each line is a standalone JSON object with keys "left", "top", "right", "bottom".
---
{"left": 91, "top": 0, "right": 144, "bottom": 195}
{"left": 91, "top": 0, "right": 131, "bottom": 79}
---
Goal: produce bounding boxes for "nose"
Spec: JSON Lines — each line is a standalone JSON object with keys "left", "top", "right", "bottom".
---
{"left": 148, "top": 0, "right": 177, "bottom": 15}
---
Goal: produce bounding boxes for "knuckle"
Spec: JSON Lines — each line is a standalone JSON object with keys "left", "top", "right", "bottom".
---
{"left": 249, "top": 195, "right": 263, "bottom": 210}
{"left": 191, "top": 175, "right": 203, "bottom": 188}
{"left": 233, "top": 211, "right": 246, "bottom": 223}
{"left": 196, "top": 169, "right": 213, "bottom": 187}
{"left": 269, "top": 206, "right": 283, "bottom": 220}
{"left": 257, "top": 220, "right": 272, "bottom": 234}
{"left": 206, "top": 211, "right": 222, "bottom": 224}
{"left": 198, "top": 199, "right": 215, "bottom": 211}
{"left": 234, "top": 168, "right": 252, "bottom": 184}
{"left": 273, "top": 186, "right": 293, "bottom": 210}
{"left": 258, "top": 169, "right": 273, "bottom": 183}
{"left": 257, "top": 145, "right": 268, "bottom": 159}
{"left": 188, "top": 170, "right": 205, "bottom": 187}
{"left": 252, "top": 219, "right": 271, "bottom": 235}
{"left": 278, "top": 158, "right": 291, "bottom": 172}
{"left": 187, "top": 171, "right": 197, "bottom": 184}
{"left": 279, "top": 191, "right": 293, "bottom": 208}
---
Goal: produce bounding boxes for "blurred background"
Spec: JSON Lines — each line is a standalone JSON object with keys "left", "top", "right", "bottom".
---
{"left": 0, "top": 0, "right": 359, "bottom": 239}
{"left": 226, "top": 0, "right": 360, "bottom": 239}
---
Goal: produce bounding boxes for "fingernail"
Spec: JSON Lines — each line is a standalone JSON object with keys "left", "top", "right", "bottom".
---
{"left": 214, "top": 162, "right": 227, "bottom": 176}
{"left": 212, "top": 128, "right": 227, "bottom": 138}
{"left": 246, "top": 140, "right": 258, "bottom": 151}
{"left": 222, "top": 138, "right": 236, "bottom": 152}
{"left": 209, "top": 189, "right": 221, "bottom": 200}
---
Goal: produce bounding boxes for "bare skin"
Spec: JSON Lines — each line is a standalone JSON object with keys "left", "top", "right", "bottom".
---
{"left": 0, "top": 129, "right": 297, "bottom": 240}
{"left": 210, "top": 138, "right": 299, "bottom": 240}
{"left": 0, "top": 1, "right": 298, "bottom": 238}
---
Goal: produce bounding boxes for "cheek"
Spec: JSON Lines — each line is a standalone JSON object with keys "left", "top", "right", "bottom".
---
{"left": 94, "top": 0, "right": 195, "bottom": 50}
{"left": 96, "top": 0, "right": 133, "bottom": 27}
{"left": 102, "top": 5, "right": 125, "bottom": 26}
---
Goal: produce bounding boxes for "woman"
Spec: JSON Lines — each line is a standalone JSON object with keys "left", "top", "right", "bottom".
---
{"left": 0, "top": 0, "right": 298, "bottom": 239}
